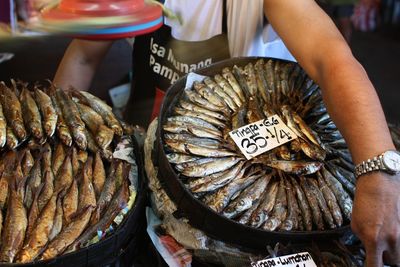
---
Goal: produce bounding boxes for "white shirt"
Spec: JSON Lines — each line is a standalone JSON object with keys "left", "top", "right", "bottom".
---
{"left": 164, "top": 0, "right": 295, "bottom": 61}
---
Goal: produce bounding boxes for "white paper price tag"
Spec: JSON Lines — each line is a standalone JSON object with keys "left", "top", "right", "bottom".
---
{"left": 229, "top": 115, "right": 297, "bottom": 160}
{"left": 251, "top": 252, "right": 317, "bottom": 267}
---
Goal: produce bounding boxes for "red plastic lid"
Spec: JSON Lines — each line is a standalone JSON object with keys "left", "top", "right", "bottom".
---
{"left": 41, "top": 0, "right": 162, "bottom": 26}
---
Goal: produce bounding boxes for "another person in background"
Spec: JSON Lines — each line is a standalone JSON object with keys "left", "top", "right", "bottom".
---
{"left": 320, "top": 0, "right": 358, "bottom": 43}
{"left": 54, "top": 1, "right": 400, "bottom": 266}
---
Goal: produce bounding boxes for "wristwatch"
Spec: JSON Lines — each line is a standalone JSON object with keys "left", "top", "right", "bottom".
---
{"left": 354, "top": 150, "right": 400, "bottom": 179}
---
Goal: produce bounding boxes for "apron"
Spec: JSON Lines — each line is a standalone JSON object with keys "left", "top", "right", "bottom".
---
{"left": 124, "top": 0, "right": 231, "bottom": 127}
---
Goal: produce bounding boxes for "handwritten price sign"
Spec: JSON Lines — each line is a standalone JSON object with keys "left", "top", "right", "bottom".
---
{"left": 229, "top": 115, "right": 297, "bottom": 160}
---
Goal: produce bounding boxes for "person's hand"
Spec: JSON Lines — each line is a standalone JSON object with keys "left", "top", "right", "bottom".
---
{"left": 351, "top": 172, "right": 400, "bottom": 266}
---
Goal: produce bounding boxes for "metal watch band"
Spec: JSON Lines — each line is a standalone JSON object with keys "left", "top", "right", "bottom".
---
{"left": 354, "top": 154, "right": 385, "bottom": 178}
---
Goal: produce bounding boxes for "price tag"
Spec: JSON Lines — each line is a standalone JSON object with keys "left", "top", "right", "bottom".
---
{"left": 229, "top": 115, "right": 297, "bottom": 160}
{"left": 251, "top": 252, "right": 317, "bottom": 267}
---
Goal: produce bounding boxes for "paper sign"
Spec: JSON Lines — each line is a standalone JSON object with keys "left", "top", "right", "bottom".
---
{"left": 229, "top": 115, "right": 297, "bottom": 160}
{"left": 251, "top": 252, "right": 317, "bottom": 267}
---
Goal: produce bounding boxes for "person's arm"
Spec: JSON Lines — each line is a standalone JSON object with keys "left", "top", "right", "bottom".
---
{"left": 54, "top": 39, "right": 113, "bottom": 91}
{"left": 263, "top": 0, "right": 399, "bottom": 266}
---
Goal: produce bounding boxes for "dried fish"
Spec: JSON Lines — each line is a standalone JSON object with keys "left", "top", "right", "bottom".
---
{"left": 56, "top": 89, "right": 87, "bottom": 150}
{"left": 20, "top": 88, "right": 43, "bottom": 140}
{"left": 249, "top": 180, "right": 279, "bottom": 228}
{"left": 79, "top": 91, "right": 123, "bottom": 136}
{"left": 0, "top": 82, "right": 26, "bottom": 140}
{"left": 41, "top": 206, "right": 94, "bottom": 260}
{"left": 0, "top": 102, "right": 6, "bottom": 148}
{"left": 34, "top": 87, "right": 57, "bottom": 137}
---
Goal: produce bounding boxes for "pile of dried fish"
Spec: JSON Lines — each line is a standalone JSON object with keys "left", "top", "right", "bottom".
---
{"left": 162, "top": 58, "right": 357, "bottom": 232}
{"left": 0, "top": 80, "right": 134, "bottom": 154}
{"left": 0, "top": 80, "right": 136, "bottom": 263}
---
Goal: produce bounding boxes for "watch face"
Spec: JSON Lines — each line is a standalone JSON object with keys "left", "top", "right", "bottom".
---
{"left": 382, "top": 151, "right": 400, "bottom": 172}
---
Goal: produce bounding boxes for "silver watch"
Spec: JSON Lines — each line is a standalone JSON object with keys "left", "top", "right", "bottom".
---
{"left": 354, "top": 150, "right": 400, "bottom": 178}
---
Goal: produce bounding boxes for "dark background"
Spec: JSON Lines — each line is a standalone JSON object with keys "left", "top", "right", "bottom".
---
{"left": 0, "top": 27, "right": 398, "bottom": 124}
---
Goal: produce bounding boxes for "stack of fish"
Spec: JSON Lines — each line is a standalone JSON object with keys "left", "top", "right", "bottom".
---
{"left": 0, "top": 80, "right": 134, "bottom": 155}
{"left": 0, "top": 80, "right": 134, "bottom": 263}
{"left": 162, "top": 58, "right": 356, "bottom": 232}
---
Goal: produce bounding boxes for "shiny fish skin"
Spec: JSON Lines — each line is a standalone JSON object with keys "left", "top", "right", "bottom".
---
{"left": 54, "top": 154, "right": 73, "bottom": 194}
{"left": 166, "top": 153, "right": 201, "bottom": 164}
{"left": 299, "top": 176, "right": 324, "bottom": 230}
{"left": 181, "top": 157, "right": 241, "bottom": 178}
{"left": 38, "top": 170, "right": 54, "bottom": 212}
{"left": 0, "top": 102, "right": 6, "bottom": 147}
{"left": 321, "top": 168, "right": 352, "bottom": 221}
{"left": 193, "top": 82, "right": 228, "bottom": 111}
{"left": 163, "top": 123, "right": 222, "bottom": 140}
{"left": 203, "top": 77, "right": 238, "bottom": 112}
{"left": 308, "top": 178, "right": 336, "bottom": 229}
{"left": 49, "top": 196, "right": 63, "bottom": 241}
{"left": 78, "top": 157, "right": 96, "bottom": 212}
{"left": 221, "top": 68, "right": 246, "bottom": 102}
{"left": 93, "top": 152, "right": 106, "bottom": 198}
{"left": 63, "top": 178, "right": 78, "bottom": 225}
{"left": 68, "top": 180, "right": 129, "bottom": 252}
{"left": 34, "top": 88, "right": 57, "bottom": 137}
{"left": 52, "top": 143, "right": 65, "bottom": 176}
{"left": 249, "top": 180, "right": 279, "bottom": 228}
{"left": 25, "top": 186, "right": 42, "bottom": 244}
{"left": 263, "top": 177, "right": 287, "bottom": 231}
{"left": 76, "top": 103, "right": 104, "bottom": 133}
{"left": 179, "top": 99, "right": 227, "bottom": 121}
{"left": 95, "top": 124, "right": 114, "bottom": 150}
{"left": 165, "top": 133, "right": 221, "bottom": 147}
{"left": 189, "top": 161, "right": 245, "bottom": 193}
{"left": 50, "top": 93, "right": 72, "bottom": 147}
{"left": 232, "top": 65, "right": 251, "bottom": 99}
{"left": 167, "top": 115, "right": 220, "bottom": 132}
{"left": 165, "top": 140, "right": 237, "bottom": 158}
{"left": 20, "top": 88, "right": 43, "bottom": 140}
{"left": 223, "top": 173, "right": 271, "bottom": 219}
{"left": 41, "top": 206, "right": 94, "bottom": 260}
{"left": 175, "top": 158, "right": 215, "bottom": 171}
{"left": 0, "top": 183, "right": 28, "bottom": 263}
{"left": 79, "top": 91, "right": 123, "bottom": 136}
{"left": 24, "top": 157, "right": 42, "bottom": 210}
{"left": 317, "top": 172, "right": 343, "bottom": 227}
{"left": 214, "top": 74, "right": 243, "bottom": 107}
{"left": 174, "top": 107, "right": 225, "bottom": 128}
{"left": 326, "top": 163, "right": 355, "bottom": 195}
{"left": 299, "top": 139, "right": 326, "bottom": 161}
{"left": 280, "top": 177, "right": 300, "bottom": 231}
{"left": 6, "top": 126, "right": 19, "bottom": 150}
{"left": 184, "top": 89, "right": 221, "bottom": 113}
{"left": 17, "top": 193, "right": 57, "bottom": 263}
{"left": 55, "top": 89, "right": 87, "bottom": 150}
{"left": 207, "top": 171, "right": 264, "bottom": 213}
{"left": 254, "top": 59, "right": 270, "bottom": 104}
{"left": 264, "top": 160, "right": 323, "bottom": 175}
{"left": 91, "top": 161, "right": 118, "bottom": 225}
{"left": 22, "top": 149, "right": 34, "bottom": 178}
{"left": 0, "top": 82, "right": 26, "bottom": 140}
{"left": 232, "top": 105, "right": 247, "bottom": 130}
{"left": 289, "top": 176, "right": 313, "bottom": 231}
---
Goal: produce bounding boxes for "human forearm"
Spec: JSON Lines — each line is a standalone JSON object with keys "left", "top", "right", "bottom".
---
{"left": 263, "top": 0, "right": 394, "bottom": 163}
{"left": 54, "top": 39, "right": 113, "bottom": 91}
{"left": 314, "top": 49, "right": 395, "bottom": 164}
